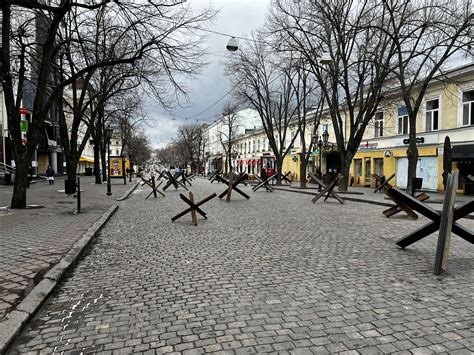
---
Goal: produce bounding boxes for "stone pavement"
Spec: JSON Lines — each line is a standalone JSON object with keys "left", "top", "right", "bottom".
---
{"left": 0, "top": 176, "right": 135, "bottom": 325}
{"left": 5, "top": 177, "right": 474, "bottom": 354}
{"left": 276, "top": 182, "right": 474, "bottom": 209}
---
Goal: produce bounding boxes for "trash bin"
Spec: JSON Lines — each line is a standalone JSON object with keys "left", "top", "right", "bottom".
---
{"left": 85, "top": 167, "right": 93, "bottom": 176}
{"left": 412, "top": 176, "right": 423, "bottom": 195}
{"left": 65, "top": 179, "right": 76, "bottom": 194}
{"left": 4, "top": 173, "right": 12, "bottom": 185}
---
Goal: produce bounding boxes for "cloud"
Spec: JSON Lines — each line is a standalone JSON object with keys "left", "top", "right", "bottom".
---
{"left": 144, "top": 0, "right": 271, "bottom": 149}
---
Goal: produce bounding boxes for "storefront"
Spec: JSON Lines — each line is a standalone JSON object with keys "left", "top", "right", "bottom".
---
{"left": 352, "top": 146, "right": 440, "bottom": 191}
{"left": 452, "top": 144, "right": 474, "bottom": 195}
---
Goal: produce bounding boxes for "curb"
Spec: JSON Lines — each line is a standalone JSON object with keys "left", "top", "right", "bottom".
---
{"left": 116, "top": 180, "right": 141, "bottom": 201}
{"left": 273, "top": 186, "right": 393, "bottom": 206}
{"left": 0, "top": 204, "right": 119, "bottom": 354}
{"left": 274, "top": 186, "right": 474, "bottom": 218}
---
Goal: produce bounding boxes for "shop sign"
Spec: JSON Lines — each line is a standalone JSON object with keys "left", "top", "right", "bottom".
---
{"left": 359, "top": 142, "right": 378, "bottom": 150}
{"left": 109, "top": 156, "right": 124, "bottom": 177}
{"left": 20, "top": 120, "right": 28, "bottom": 145}
{"left": 403, "top": 137, "right": 424, "bottom": 144}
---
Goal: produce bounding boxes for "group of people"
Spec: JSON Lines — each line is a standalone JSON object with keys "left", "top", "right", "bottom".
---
{"left": 26, "top": 165, "right": 55, "bottom": 188}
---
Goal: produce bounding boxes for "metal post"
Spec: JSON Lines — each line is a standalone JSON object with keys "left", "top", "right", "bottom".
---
{"left": 106, "top": 141, "right": 112, "bottom": 196}
{"left": 122, "top": 157, "right": 126, "bottom": 185}
{"left": 129, "top": 156, "right": 132, "bottom": 182}
{"left": 318, "top": 140, "right": 323, "bottom": 192}
{"left": 76, "top": 177, "right": 81, "bottom": 213}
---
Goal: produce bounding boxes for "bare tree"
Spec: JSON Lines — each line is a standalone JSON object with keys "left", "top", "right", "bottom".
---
{"left": 285, "top": 57, "right": 326, "bottom": 188}
{"left": 127, "top": 130, "right": 152, "bottom": 166}
{"left": 155, "top": 143, "right": 187, "bottom": 168}
{"left": 226, "top": 37, "right": 301, "bottom": 184}
{"left": 219, "top": 102, "right": 241, "bottom": 174}
{"left": 175, "top": 122, "right": 206, "bottom": 173}
{"left": 382, "top": 0, "right": 472, "bottom": 193}
{"left": 1, "top": 0, "right": 215, "bottom": 208}
{"left": 268, "top": 0, "right": 398, "bottom": 190}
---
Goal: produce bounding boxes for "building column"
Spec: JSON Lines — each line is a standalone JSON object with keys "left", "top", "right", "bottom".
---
{"left": 50, "top": 151, "right": 58, "bottom": 173}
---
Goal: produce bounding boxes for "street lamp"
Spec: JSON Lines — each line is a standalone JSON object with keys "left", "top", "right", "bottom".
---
{"left": 226, "top": 37, "right": 238, "bottom": 51}
{"left": 312, "top": 129, "right": 329, "bottom": 188}
{"left": 104, "top": 126, "right": 113, "bottom": 196}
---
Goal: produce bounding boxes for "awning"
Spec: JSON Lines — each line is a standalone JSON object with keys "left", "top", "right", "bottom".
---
{"left": 452, "top": 144, "right": 474, "bottom": 160}
{"left": 252, "top": 159, "right": 258, "bottom": 165}
{"left": 79, "top": 156, "right": 94, "bottom": 163}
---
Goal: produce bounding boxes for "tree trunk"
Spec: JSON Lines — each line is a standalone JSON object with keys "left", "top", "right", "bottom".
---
{"left": 93, "top": 139, "right": 102, "bottom": 184}
{"left": 338, "top": 162, "right": 351, "bottom": 192}
{"left": 299, "top": 156, "right": 307, "bottom": 188}
{"left": 275, "top": 158, "right": 283, "bottom": 185}
{"left": 101, "top": 141, "right": 107, "bottom": 182}
{"left": 10, "top": 156, "right": 29, "bottom": 209}
{"left": 66, "top": 159, "right": 78, "bottom": 183}
{"left": 338, "top": 154, "right": 352, "bottom": 192}
{"left": 406, "top": 141, "right": 418, "bottom": 195}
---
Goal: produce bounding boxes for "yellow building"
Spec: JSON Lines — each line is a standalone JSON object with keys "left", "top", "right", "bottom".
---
{"left": 351, "top": 63, "right": 474, "bottom": 194}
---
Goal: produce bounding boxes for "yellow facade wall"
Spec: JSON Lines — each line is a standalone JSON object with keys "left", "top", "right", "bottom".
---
{"left": 351, "top": 147, "right": 440, "bottom": 188}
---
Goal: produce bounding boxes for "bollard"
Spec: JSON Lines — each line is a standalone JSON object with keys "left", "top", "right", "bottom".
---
{"left": 152, "top": 176, "right": 157, "bottom": 198}
{"left": 76, "top": 177, "right": 81, "bottom": 213}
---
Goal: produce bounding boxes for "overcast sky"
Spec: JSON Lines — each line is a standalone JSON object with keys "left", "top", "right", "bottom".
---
{"left": 145, "top": 0, "right": 271, "bottom": 149}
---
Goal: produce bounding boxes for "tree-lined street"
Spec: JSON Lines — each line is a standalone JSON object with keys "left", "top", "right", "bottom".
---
{"left": 6, "top": 178, "right": 474, "bottom": 354}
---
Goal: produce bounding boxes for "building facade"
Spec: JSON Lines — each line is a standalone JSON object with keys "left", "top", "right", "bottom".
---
{"left": 206, "top": 63, "right": 474, "bottom": 194}
{"left": 204, "top": 108, "right": 262, "bottom": 175}
{"left": 351, "top": 63, "right": 474, "bottom": 194}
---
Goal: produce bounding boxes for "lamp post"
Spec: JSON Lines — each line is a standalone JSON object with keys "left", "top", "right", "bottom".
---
{"left": 129, "top": 149, "right": 133, "bottom": 182}
{"left": 312, "top": 129, "right": 329, "bottom": 189}
{"left": 104, "top": 126, "right": 113, "bottom": 196}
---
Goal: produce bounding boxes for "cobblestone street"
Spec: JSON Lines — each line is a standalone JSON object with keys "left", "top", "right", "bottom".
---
{"left": 6, "top": 178, "right": 474, "bottom": 354}
{"left": 0, "top": 177, "right": 132, "bottom": 321}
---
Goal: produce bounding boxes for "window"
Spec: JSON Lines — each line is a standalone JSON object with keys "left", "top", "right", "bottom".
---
{"left": 257, "top": 140, "right": 261, "bottom": 152}
{"left": 244, "top": 142, "right": 247, "bottom": 153}
{"left": 462, "top": 90, "right": 474, "bottom": 126}
{"left": 354, "top": 159, "right": 362, "bottom": 176}
{"left": 425, "top": 98, "right": 439, "bottom": 131}
{"left": 322, "top": 123, "right": 329, "bottom": 133}
{"left": 374, "top": 112, "right": 384, "bottom": 137}
{"left": 115, "top": 149, "right": 119, "bottom": 155}
{"left": 398, "top": 106, "right": 409, "bottom": 135}
{"left": 253, "top": 140, "right": 256, "bottom": 152}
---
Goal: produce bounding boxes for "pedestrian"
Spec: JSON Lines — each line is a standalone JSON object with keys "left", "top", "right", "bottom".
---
{"left": 46, "top": 165, "right": 55, "bottom": 185}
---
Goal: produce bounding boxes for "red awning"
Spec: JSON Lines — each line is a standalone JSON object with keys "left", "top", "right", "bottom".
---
{"left": 252, "top": 159, "right": 258, "bottom": 165}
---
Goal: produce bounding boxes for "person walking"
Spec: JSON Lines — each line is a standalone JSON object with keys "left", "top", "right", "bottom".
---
{"left": 46, "top": 165, "right": 55, "bottom": 185}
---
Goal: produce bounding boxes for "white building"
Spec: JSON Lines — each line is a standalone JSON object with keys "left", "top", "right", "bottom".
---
{"left": 204, "top": 108, "right": 262, "bottom": 174}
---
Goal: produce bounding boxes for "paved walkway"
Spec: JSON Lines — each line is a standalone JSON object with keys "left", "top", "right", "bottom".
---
{"left": 5, "top": 177, "right": 473, "bottom": 354}
{"left": 276, "top": 182, "right": 474, "bottom": 208}
{"left": 0, "top": 176, "right": 134, "bottom": 323}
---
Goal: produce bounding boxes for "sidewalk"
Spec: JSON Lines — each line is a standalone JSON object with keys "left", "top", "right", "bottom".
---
{"left": 0, "top": 176, "right": 136, "bottom": 329}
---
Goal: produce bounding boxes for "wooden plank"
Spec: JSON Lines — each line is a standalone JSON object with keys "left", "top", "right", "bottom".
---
{"left": 434, "top": 171, "right": 458, "bottom": 275}
{"left": 385, "top": 187, "right": 439, "bottom": 221}
{"left": 226, "top": 172, "right": 234, "bottom": 202}
{"left": 383, "top": 193, "right": 429, "bottom": 218}
{"left": 189, "top": 192, "right": 197, "bottom": 226}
